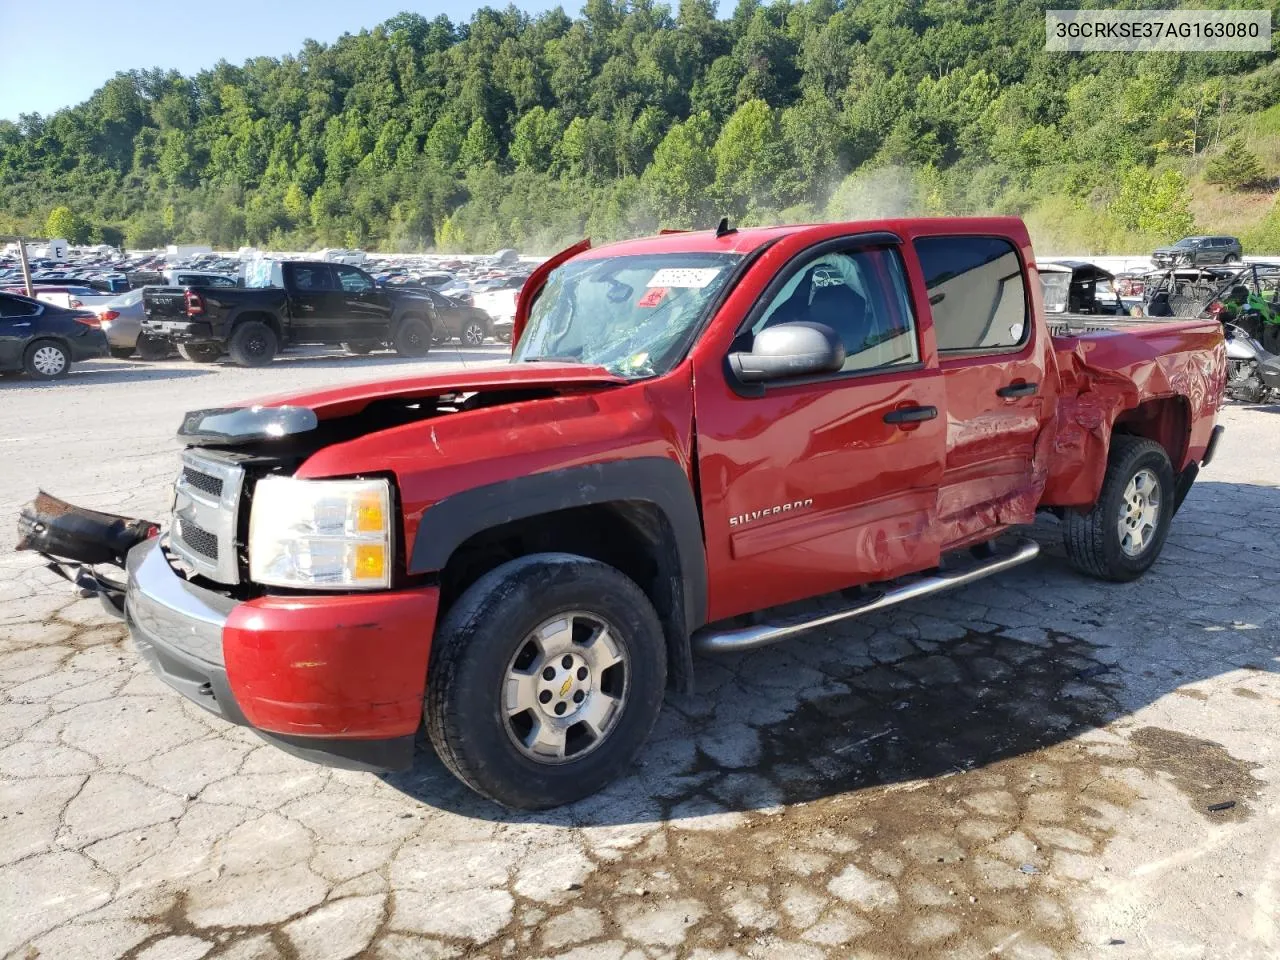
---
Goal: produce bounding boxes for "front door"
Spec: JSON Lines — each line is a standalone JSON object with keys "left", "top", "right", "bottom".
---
{"left": 911, "top": 235, "right": 1051, "bottom": 546}
{"left": 693, "top": 237, "right": 947, "bottom": 622}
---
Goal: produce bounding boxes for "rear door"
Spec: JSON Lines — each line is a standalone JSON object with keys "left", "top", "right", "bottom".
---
{"left": 332, "top": 265, "right": 392, "bottom": 340}
{"left": 692, "top": 233, "right": 947, "bottom": 621}
{"left": 283, "top": 263, "right": 340, "bottom": 340}
{"left": 911, "top": 233, "right": 1053, "bottom": 547}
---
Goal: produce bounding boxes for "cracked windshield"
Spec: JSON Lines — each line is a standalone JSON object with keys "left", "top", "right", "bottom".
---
{"left": 514, "top": 252, "right": 740, "bottom": 377}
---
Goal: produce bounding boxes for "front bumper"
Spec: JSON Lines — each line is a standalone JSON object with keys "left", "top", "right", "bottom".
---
{"left": 125, "top": 537, "right": 440, "bottom": 771}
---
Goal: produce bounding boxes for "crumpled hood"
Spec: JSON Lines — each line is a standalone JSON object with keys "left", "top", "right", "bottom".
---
{"left": 242, "top": 362, "right": 629, "bottom": 420}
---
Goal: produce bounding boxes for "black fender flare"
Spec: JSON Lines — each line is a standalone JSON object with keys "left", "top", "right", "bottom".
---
{"left": 410, "top": 458, "right": 708, "bottom": 689}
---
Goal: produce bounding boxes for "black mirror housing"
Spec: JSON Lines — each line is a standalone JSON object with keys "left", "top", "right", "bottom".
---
{"left": 728, "top": 321, "right": 846, "bottom": 383}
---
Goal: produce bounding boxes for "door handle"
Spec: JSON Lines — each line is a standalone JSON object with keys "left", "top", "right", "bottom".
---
{"left": 883, "top": 405, "right": 938, "bottom": 424}
{"left": 996, "top": 381, "right": 1038, "bottom": 398}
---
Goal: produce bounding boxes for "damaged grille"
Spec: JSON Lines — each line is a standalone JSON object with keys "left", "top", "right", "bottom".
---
{"left": 181, "top": 467, "right": 223, "bottom": 497}
{"left": 170, "top": 451, "right": 244, "bottom": 584}
{"left": 176, "top": 519, "right": 218, "bottom": 560}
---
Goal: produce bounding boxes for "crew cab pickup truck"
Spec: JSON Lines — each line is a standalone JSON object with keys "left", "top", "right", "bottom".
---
{"left": 141, "top": 260, "right": 437, "bottom": 366}
{"left": 20, "top": 217, "right": 1226, "bottom": 809}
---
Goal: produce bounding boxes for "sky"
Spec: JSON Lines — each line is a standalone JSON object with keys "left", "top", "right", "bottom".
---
{"left": 0, "top": 0, "right": 562, "bottom": 122}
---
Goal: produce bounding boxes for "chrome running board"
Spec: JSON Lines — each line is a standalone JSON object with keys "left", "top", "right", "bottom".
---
{"left": 691, "top": 537, "right": 1041, "bottom": 654}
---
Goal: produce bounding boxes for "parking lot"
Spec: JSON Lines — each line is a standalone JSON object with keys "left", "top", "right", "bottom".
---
{"left": 1, "top": 351, "right": 1277, "bottom": 960}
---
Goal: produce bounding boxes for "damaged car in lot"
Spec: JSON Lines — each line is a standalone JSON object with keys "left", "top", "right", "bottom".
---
{"left": 19, "top": 217, "right": 1226, "bottom": 809}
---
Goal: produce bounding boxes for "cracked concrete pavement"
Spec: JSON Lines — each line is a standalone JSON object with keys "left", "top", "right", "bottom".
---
{"left": 1, "top": 349, "right": 1278, "bottom": 959}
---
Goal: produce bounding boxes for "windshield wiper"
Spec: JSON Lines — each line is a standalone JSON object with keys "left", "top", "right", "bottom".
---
{"left": 523, "top": 355, "right": 583, "bottom": 363}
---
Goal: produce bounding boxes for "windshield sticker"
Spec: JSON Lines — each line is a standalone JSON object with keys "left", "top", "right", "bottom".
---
{"left": 637, "top": 287, "right": 669, "bottom": 307}
{"left": 647, "top": 267, "right": 722, "bottom": 289}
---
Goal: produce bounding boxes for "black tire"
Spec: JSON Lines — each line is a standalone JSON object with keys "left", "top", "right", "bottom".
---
{"left": 135, "top": 334, "right": 171, "bottom": 361}
{"left": 461, "top": 320, "right": 488, "bottom": 346}
{"left": 177, "top": 343, "right": 222, "bottom": 364}
{"left": 1225, "top": 254, "right": 1240, "bottom": 264}
{"left": 393, "top": 315, "right": 432, "bottom": 358}
{"left": 1063, "top": 435, "right": 1175, "bottom": 582}
{"left": 425, "top": 553, "right": 667, "bottom": 809}
{"left": 23, "top": 340, "right": 72, "bottom": 380}
{"left": 228, "top": 320, "right": 278, "bottom": 367}
{"left": 341, "top": 341, "right": 379, "bottom": 355}
{"left": 108, "top": 347, "right": 135, "bottom": 360}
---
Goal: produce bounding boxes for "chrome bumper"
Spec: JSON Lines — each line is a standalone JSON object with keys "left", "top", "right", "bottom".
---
{"left": 125, "top": 538, "right": 244, "bottom": 720}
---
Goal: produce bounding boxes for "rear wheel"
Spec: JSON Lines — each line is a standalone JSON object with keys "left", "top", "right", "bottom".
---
{"left": 425, "top": 553, "right": 667, "bottom": 809}
{"left": 228, "top": 320, "right": 278, "bottom": 367}
{"left": 1063, "top": 436, "right": 1175, "bottom": 582}
{"left": 135, "top": 334, "right": 171, "bottom": 361}
{"left": 23, "top": 340, "right": 71, "bottom": 380}
{"left": 177, "top": 343, "right": 222, "bottom": 363}
{"left": 393, "top": 316, "right": 432, "bottom": 358}
{"left": 462, "top": 320, "right": 487, "bottom": 346}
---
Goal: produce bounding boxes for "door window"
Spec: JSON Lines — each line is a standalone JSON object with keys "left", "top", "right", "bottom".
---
{"left": 913, "top": 236, "right": 1028, "bottom": 353}
{"left": 333, "top": 266, "right": 374, "bottom": 294}
{"left": 290, "top": 265, "right": 336, "bottom": 291}
{"left": 0, "top": 295, "right": 42, "bottom": 318}
{"left": 751, "top": 246, "right": 920, "bottom": 373}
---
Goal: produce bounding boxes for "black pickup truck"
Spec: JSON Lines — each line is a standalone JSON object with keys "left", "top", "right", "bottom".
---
{"left": 142, "top": 260, "right": 437, "bottom": 366}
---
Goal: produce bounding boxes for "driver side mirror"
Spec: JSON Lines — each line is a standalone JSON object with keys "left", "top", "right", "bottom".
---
{"left": 728, "top": 321, "right": 846, "bottom": 383}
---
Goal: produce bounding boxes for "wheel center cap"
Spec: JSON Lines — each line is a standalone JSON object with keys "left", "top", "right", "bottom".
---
{"left": 535, "top": 653, "right": 592, "bottom": 720}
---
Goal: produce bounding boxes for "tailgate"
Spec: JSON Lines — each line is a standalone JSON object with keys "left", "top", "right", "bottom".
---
{"left": 143, "top": 287, "right": 190, "bottom": 320}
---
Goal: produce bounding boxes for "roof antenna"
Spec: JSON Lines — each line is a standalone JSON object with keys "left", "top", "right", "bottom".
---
{"left": 715, "top": 217, "right": 737, "bottom": 238}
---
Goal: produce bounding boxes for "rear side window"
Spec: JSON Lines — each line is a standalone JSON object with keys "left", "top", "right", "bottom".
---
{"left": 290, "top": 265, "right": 335, "bottom": 291}
{"left": 0, "top": 294, "right": 41, "bottom": 318}
{"left": 913, "top": 236, "right": 1028, "bottom": 353}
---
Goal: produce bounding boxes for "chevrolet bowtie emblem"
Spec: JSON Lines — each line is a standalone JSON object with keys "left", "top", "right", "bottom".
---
{"left": 559, "top": 678, "right": 572, "bottom": 697}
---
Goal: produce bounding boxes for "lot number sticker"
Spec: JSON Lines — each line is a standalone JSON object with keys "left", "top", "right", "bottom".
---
{"left": 647, "top": 268, "right": 722, "bottom": 289}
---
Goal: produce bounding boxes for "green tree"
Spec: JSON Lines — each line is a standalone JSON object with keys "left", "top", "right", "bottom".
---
{"left": 459, "top": 117, "right": 500, "bottom": 169}
{"left": 45, "top": 206, "right": 82, "bottom": 241}
{"left": 510, "top": 107, "right": 564, "bottom": 171}
{"left": 642, "top": 113, "right": 717, "bottom": 226}
{"left": 1204, "top": 138, "right": 1268, "bottom": 190}
{"left": 1111, "top": 167, "right": 1196, "bottom": 240}
{"left": 713, "top": 99, "right": 789, "bottom": 215}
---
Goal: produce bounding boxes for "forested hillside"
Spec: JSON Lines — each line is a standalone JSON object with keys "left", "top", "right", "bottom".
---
{"left": 2, "top": 0, "right": 1279, "bottom": 253}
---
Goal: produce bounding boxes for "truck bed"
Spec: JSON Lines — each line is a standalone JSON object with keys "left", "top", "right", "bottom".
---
{"left": 1042, "top": 313, "right": 1226, "bottom": 507}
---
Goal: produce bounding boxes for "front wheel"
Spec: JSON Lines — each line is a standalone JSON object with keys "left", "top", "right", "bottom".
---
{"left": 228, "top": 321, "right": 278, "bottom": 367}
{"left": 177, "top": 343, "right": 222, "bottom": 363}
{"left": 1063, "top": 436, "right": 1175, "bottom": 582}
{"left": 425, "top": 553, "right": 667, "bottom": 809}
{"left": 393, "top": 316, "right": 432, "bottom": 358}
{"left": 24, "top": 340, "right": 71, "bottom": 380}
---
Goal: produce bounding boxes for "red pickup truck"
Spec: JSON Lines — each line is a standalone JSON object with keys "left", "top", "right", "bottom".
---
{"left": 20, "top": 217, "right": 1225, "bottom": 809}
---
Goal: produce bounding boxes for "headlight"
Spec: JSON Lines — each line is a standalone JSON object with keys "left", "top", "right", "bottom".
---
{"left": 249, "top": 477, "right": 393, "bottom": 589}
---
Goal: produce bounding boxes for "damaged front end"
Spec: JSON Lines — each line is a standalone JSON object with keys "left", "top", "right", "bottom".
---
{"left": 16, "top": 491, "right": 160, "bottom": 617}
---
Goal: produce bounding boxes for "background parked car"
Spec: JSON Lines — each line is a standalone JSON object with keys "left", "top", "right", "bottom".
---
{"left": 1152, "top": 236, "right": 1242, "bottom": 268}
{"left": 90, "top": 288, "right": 172, "bottom": 359}
{"left": 0, "top": 292, "right": 109, "bottom": 379}
{"left": 412, "top": 288, "right": 496, "bottom": 345}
